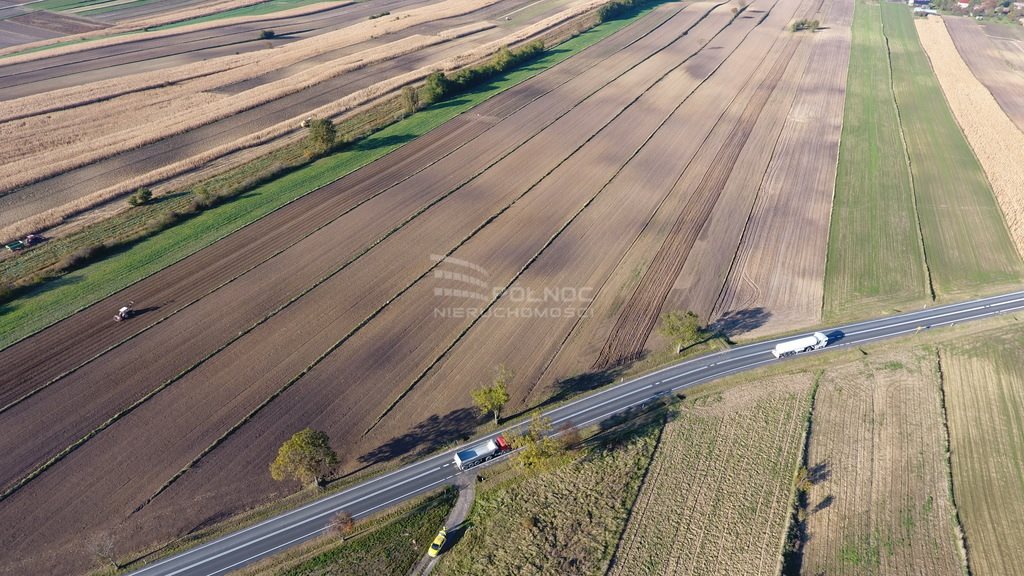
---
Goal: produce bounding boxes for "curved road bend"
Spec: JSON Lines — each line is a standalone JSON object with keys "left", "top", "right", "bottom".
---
{"left": 129, "top": 289, "right": 1024, "bottom": 576}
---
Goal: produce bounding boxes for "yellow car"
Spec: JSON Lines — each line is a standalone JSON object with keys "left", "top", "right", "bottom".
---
{"left": 427, "top": 527, "right": 447, "bottom": 558}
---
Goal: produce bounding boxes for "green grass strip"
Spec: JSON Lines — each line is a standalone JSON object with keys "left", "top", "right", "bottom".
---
{"left": 0, "top": 9, "right": 652, "bottom": 351}
{"left": 880, "top": 3, "right": 1023, "bottom": 297}
{"left": 824, "top": 0, "right": 926, "bottom": 320}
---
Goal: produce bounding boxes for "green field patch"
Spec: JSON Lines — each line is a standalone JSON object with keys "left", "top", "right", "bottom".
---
{"left": 0, "top": 9, "right": 656, "bottom": 351}
{"left": 880, "top": 3, "right": 1023, "bottom": 297}
{"left": 824, "top": 0, "right": 927, "bottom": 320}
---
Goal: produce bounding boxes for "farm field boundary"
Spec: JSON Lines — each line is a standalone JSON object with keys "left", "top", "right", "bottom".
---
{"left": 823, "top": 0, "right": 1022, "bottom": 322}
{"left": 880, "top": 3, "right": 1023, "bottom": 298}
{"left": 824, "top": 0, "right": 928, "bottom": 320}
{"left": 0, "top": 5, "right": 659, "bottom": 352}
{"left": 917, "top": 16, "right": 1024, "bottom": 261}
{"left": 941, "top": 331, "right": 1024, "bottom": 575}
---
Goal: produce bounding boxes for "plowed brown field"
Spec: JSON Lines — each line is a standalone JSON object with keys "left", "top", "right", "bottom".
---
{"left": 711, "top": 0, "right": 852, "bottom": 337}
{"left": 0, "top": 0, "right": 861, "bottom": 573}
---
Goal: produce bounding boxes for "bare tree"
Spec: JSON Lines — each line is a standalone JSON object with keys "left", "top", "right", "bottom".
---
{"left": 86, "top": 531, "right": 120, "bottom": 570}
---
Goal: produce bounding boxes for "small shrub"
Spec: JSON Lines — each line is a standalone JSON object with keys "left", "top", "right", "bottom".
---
{"left": 57, "top": 243, "right": 105, "bottom": 270}
{"left": 127, "top": 187, "right": 152, "bottom": 207}
{"left": 401, "top": 85, "right": 420, "bottom": 115}
{"left": 259, "top": 29, "right": 276, "bottom": 40}
{"left": 790, "top": 18, "right": 819, "bottom": 31}
{"left": 145, "top": 211, "right": 180, "bottom": 234}
{"left": 330, "top": 511, "right": 355, "bottom": 537}
{"left": 368, "top": 11, "right": 390, "bottom": 19}
{"left": 305, "top": 118, "right": 336, "bottom": 156}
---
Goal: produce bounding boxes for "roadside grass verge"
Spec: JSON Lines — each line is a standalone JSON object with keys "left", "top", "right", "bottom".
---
{"left": 824, "top": 0, "right": 928, "bottom": 321}
{"left": 234, "top": 487, "right": 457, "bottom": 576}
{"left": 880, "top": 3, "right": 1023, "bottom": 298}
{"left": 0, "top": 9, "right": 651, "bottom": 351}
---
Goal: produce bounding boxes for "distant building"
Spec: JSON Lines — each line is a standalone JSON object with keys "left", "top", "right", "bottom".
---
{"left": 958, "top": 1, "right": 970, "bottom": 9}
{"left": 907, "top": 0, "right": 930, "bottom": 5}
{"left": 914, "top": 7, "right": 940, "bottom": 15}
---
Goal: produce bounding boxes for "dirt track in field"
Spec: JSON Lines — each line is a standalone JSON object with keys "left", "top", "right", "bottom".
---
{"left": 0, "top": 0, "right": 857, "bottom": 572}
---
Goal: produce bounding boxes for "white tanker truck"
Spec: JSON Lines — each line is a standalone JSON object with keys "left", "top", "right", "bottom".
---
{"left": 771, "top": 332, "right": 829, "bottom": 358}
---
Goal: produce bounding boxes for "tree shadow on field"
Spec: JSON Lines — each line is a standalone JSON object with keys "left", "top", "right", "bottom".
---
{"left": 709, "top": 307, "right": 772, "bottom": 341}
{"left": 350, "top": 132, "right": 418, "bottom": 153}
{"left": 808, "top": 460, "right": 831, "bottom": 485}
{"left": 813, "top": 494, "right": 834, "bottom": 513}
{"left": 0, "top": 271, "right": 83, "bottom": 316}
{"left": 502, "top": 366, "right": 627, "bottom": 423}
{"left": 358, "top": 407, "right": 480, "bottom": 466}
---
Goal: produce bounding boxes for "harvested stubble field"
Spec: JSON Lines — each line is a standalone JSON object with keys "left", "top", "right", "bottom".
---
{"left": 607, "top": 375, "right": 814, "bottom": 576}
{"left": 917, "top": 16, "right": 1024, "bottom": 260}
{"left": 0, "top": 0, "right": 547, "bottom": 235}
{"left": 943, "top": 16, "right": 1024, "bottom": 132}
{"left": 800, "top": 350, "right": 964, "bottom": 575}
{"left": 435, "top": 417, "right": 661, "bottom": 576}
{"left": 941, "top": 331, "right": 1024, "bottom": 576}
{"left": 824, "top": 0, "right": 1022, "bottom": 321}
{"left": 0, "top": 1, "right": 869, "bottom": 572}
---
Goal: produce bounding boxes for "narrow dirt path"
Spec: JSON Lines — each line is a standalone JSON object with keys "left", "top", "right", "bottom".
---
{"left": 409, "top": 473, "right": 476, "bottom": 576}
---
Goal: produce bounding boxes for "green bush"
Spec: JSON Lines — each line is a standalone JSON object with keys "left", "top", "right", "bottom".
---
{"left": 127, "top": 187, "right": 153, "bottom": 207}
{"left": 789, "top": 18, "right": 819, "bottom": 31}
{"left": 422, "top": 72, "right": 450, "bottom": 105}
{"left": 305, "top": 118, "right": 336, "bottom": 156}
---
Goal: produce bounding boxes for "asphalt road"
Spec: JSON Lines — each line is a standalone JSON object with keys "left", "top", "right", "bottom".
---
{"left": 128, "top": 289, "right": 1024, "bottom": 576}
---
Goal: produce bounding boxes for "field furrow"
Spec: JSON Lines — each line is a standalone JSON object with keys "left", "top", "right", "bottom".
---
{"left": 712, "top": 0, "right": 852, "bottom": 336}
